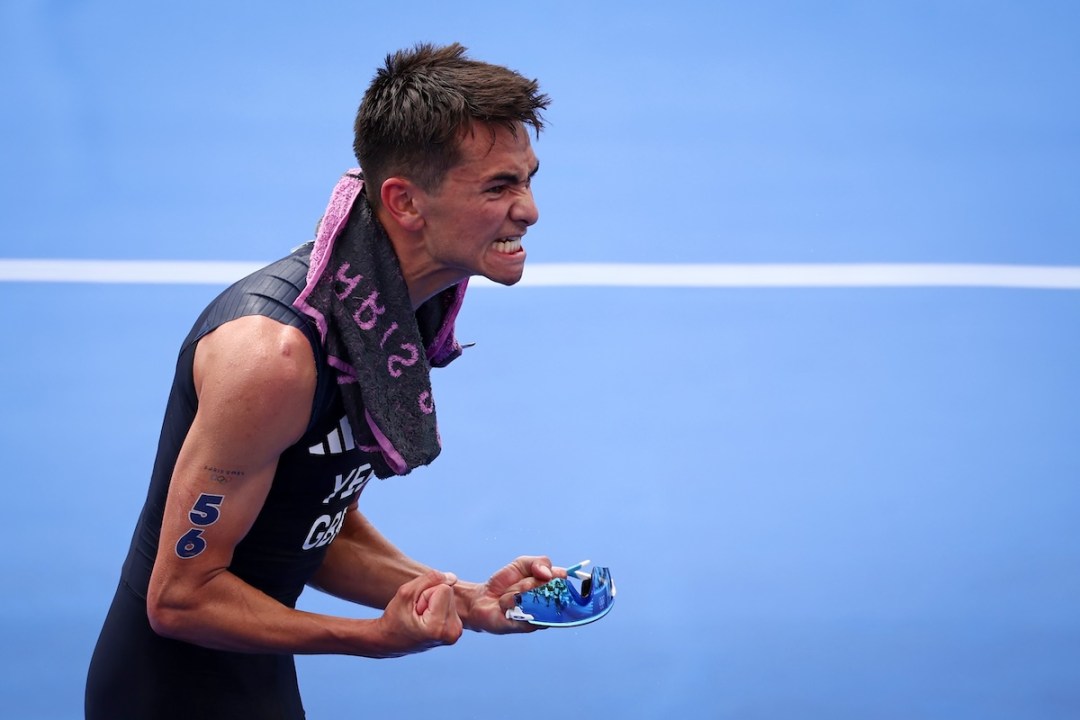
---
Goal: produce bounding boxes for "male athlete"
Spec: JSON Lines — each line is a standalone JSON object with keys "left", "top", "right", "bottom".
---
{"left": 86, "top": 43, "right": 562, "bottom": 719}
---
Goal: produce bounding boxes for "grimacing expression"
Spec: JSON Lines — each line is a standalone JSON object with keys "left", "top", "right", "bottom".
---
{"left": 412, "top": 122, "right": 540, "bottom": 287}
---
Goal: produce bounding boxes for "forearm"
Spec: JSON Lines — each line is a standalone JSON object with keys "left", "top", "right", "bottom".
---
{"left": 305, "top": 511, "right": 552, "bottom": 635}
{"left": 307, "top": 508, "right": 431, "bottom": 608}
{"left": 308, "top": 509, "right": 487, "bottom": 630}
{"left": 148, "top": 567, "right": 399, "bottom": 657}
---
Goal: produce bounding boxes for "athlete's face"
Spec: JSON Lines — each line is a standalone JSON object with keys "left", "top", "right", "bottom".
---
{"left": 413, "top": 122, "right": 540, "bottom": 286}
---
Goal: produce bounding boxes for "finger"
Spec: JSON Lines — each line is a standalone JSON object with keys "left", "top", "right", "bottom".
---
{"left": 415, "top": 586, "right": 434, "bottom": 616}
{"left": 492, "top": 556, "right": 552, "bottom": 587}
{"left": 496, "top": 579, "right": 551, "bottom": 612}
{"left": 420, "top": 585, "right": 463, "bottom": 643}
{"left": 406, "top": 569, "right": 458, "bottom": 595}
{"left": 499, "top": 589, "right": 521, "bottom": 613}
{"left": 422, "top": 583, "right": 455, "bottom": 616}
{"left": 409, "top": 570, "right": 457, "bottom": 615}
{"left": 530, "top": 558, "right": 556, "bottom": 581}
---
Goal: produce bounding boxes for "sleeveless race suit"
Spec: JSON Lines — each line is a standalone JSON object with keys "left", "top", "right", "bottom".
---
{"left": 86, "top": 244, "right": 376, "bottom": 719}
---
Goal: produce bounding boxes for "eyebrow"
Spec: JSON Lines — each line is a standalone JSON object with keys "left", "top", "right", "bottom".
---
{"left": 488, "top": 161, "right": 540, "bottom": 186}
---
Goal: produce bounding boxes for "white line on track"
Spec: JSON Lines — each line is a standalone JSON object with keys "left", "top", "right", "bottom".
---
{"left": 2, "top": 259, "right": 1080, "bottom": 289}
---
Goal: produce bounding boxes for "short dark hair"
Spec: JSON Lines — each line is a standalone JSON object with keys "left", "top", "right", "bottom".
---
{"left": 353, "top": 43, "right": 549, "bottom": 207}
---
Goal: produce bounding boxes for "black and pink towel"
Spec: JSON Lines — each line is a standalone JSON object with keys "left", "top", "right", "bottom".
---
{"left": 294, "top": 170, "right": 467, "bottom": 478}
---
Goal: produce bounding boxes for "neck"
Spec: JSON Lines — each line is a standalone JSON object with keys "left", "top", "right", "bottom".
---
{"left": 375, "top": 205, "right": 465, "bottom": 309}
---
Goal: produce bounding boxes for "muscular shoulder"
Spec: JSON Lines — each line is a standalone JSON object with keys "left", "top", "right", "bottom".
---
{"left": 192, "top": 315, "right": 317, "bottom": 448}
{"left": 194, "top": 314, "right": 314, "bottom": 382}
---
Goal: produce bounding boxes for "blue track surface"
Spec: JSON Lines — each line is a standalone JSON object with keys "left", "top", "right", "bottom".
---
{"left": 2, "top": 3, "right": 1079, "bottom": 718}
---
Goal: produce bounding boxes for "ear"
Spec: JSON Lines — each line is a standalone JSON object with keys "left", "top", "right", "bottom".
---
{"left": 378, "top": 177, "right": 426, "bottom": 232}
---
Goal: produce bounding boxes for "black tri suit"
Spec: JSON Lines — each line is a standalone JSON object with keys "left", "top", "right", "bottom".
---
{"left": 86, "top": 244, "right": 375, "bottom": 720}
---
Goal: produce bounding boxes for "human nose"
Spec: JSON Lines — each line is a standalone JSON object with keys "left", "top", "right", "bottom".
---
{"left": 511, "top": 186, "right": 539, "bottom": 227}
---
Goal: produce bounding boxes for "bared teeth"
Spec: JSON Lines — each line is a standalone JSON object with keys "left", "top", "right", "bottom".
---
{"left": 493, "top": 237, "right": 522, "bottom": 254}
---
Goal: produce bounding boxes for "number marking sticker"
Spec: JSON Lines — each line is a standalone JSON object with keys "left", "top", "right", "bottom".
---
{"left": 189, "top": 493, "right": 224, "bottom": 526}
{"left": 175, "top": 493, "right": 225, "bottom": 559}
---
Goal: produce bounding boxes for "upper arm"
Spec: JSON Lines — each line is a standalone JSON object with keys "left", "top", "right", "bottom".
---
{"left": 149, "top": 316, "right": 316, "bottom": 606}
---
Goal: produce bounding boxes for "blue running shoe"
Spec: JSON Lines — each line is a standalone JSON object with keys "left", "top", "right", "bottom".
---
{"left": 506, "top": 563, "right": 616, "bottom": 627}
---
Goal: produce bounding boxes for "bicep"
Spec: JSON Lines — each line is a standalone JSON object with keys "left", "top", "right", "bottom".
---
{"left": 154, "top": 417, "right": 278, "bottom": 580}
{"left": 151, "top": 317, "right": 316, "bottom": 594}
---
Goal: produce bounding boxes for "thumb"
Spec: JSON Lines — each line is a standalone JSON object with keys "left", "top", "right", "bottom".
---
{"left": 413, "top": 570, "right": 457, "bottom": 616}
